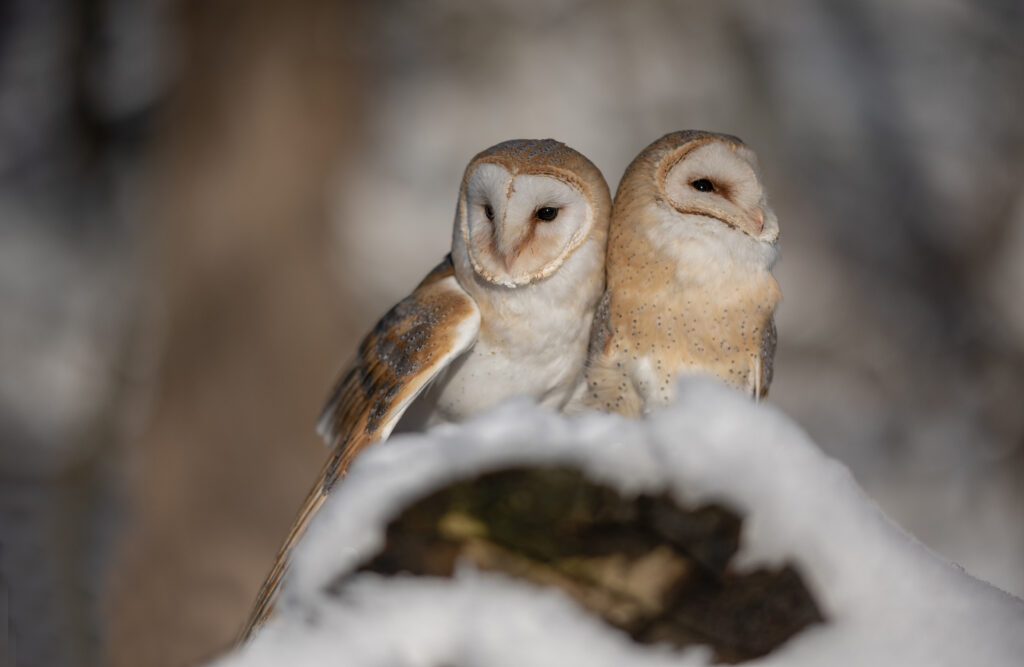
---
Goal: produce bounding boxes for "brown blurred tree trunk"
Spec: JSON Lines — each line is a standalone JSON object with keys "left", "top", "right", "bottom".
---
{"left": 106, "top": 2, "right": 368, "bottom": 665}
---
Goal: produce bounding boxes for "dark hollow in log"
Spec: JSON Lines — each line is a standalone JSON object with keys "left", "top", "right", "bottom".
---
{"left": 333, "top": 466, "right": 824, "bottom": 663}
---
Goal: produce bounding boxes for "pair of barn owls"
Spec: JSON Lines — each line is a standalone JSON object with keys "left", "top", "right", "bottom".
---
{"left": 241, "top": 132, "right": 781, "bottom": 638}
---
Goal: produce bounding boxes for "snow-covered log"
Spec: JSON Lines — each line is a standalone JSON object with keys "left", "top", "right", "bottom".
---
{"left": 212, "top": 381, "right": 1024, "bottom": 666}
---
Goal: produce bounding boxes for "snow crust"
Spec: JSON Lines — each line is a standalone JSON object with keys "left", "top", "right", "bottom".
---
{"left": 213, "top": 381, "right": 1024, "bottom": 666}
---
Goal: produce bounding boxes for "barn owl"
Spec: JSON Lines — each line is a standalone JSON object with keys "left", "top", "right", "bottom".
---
{"left": 584, "top": 131, "right": 780, "bottom": 417}
{"left": 241, "top": 139, "right": 611, "bottom": 639}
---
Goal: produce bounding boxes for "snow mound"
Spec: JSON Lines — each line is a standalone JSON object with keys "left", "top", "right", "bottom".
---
{"left": 213, "top": 381, "right": 1024, "bottom": 666}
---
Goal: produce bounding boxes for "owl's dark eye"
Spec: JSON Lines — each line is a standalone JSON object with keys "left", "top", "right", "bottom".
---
{"left": 691, "top": 178, "right": 715, "bottom": 193}
{"left": 535, "top": 206, "right": 559, "bottom": 222}
{"left": 484, "top": 204, "right": 494, "bottom": 221}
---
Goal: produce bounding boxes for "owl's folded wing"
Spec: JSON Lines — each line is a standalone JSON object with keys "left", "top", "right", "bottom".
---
{"left": 317, "top": 253, "right": 480, "bottom": 450}
{"left": 240, "top": 254, "right": 479, "bottom": 641}
{"left": 756, "top": 316, "right": 777, "bottom": 400}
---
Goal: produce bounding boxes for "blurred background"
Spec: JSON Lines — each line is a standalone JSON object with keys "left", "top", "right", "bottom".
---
{"left": 1, "top": 0, "right": 1022, "bottom": 665}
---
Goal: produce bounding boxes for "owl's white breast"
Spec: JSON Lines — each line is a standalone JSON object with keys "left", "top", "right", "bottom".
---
{"left": 418, "top": 233, "right": 605, "bottom": 425}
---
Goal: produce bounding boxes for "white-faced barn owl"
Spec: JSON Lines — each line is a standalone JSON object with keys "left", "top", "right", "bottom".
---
{"left": 241, "top": 139, "right": 611, "bottom": 638}
{"left": 584, "top": 131, "right": 780, "bottom": 417}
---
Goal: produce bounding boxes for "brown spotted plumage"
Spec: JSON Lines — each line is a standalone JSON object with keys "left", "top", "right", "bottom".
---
{"left": 318, "top": 255, "right": 476, "bottom": 449}
{"left": 583, "top": 131, "right": 781, "bottom": 416}
{"left": 241, "top": 139, "right": 611, "bottom": 640}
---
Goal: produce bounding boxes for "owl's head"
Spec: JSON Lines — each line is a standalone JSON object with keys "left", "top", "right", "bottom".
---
{"left": 662, "top": 132, "right": 778, "bottom": 243}
{"left": 456, "top": 139, "right": 611, "bottom": 288}
{"left": 616, "top": 131, "right": 779, "bottom": 246}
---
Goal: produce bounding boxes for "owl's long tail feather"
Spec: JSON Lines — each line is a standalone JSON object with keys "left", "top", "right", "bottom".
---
{"left": 238, "top": 440, "right": 366, "bottom": 642}
{"left": 238, "top": 476, "right": 327, "bottom": 642}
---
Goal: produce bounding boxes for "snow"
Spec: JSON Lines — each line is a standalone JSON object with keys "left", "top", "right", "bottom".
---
{"left": 211, "top": 381, "right": 1024, "bottom": 666}
{"left": 220, "top": 574, "right": 710, "bottom": 667}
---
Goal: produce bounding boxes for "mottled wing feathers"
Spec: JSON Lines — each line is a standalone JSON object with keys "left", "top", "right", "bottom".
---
{"left": 757, "top": 317, "right": 777, "bottom": 399}
{"left": 316, "top": 254, "right": 477, "bottom": 450}
{"left": 240, "top": 254, "right": 480, "bottom": 641}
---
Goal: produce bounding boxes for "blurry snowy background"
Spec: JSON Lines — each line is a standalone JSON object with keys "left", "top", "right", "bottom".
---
{"left": 0, "top": 1, "right": 1022, "bottom": 666}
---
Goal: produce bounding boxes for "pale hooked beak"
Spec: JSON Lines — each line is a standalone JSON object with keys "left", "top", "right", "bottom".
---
{"left": 496, "top": 213, "right": 525, "bottom": 271}
{"left": 751, "top": 207, "right": 765, "bottom": 234}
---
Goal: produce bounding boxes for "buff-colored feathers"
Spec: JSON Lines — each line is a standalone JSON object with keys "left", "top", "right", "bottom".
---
{"left": 583, "top": 131, "right": 781, "bottom": 416}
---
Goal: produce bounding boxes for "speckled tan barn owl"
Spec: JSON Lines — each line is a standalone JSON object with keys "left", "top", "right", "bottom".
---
{"left": 584, "top": 130, "right": 780, "bottom": 417}
{"left": 241, "top": 139, "right": 611, "bottom": 638}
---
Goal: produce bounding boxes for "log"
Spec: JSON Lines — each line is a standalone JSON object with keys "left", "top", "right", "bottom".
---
{"left": 336, "top": 466, "right": 824, "bottom": 663}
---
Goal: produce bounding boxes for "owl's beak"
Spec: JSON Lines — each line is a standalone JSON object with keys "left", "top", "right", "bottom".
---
{"left": 500, "top": 243, "right": 523, "bottom": 271}
{"left": 756, "top": 204, "right": 781, "bottom": 242}
{"left": 497, "top": 219, "right": 526, "bottom": 270}
{"left": 751, "top": 207, "right": 764, "bottom": 234}
{"left": 730, "top": 206, "right": 766, "bottom": 238}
